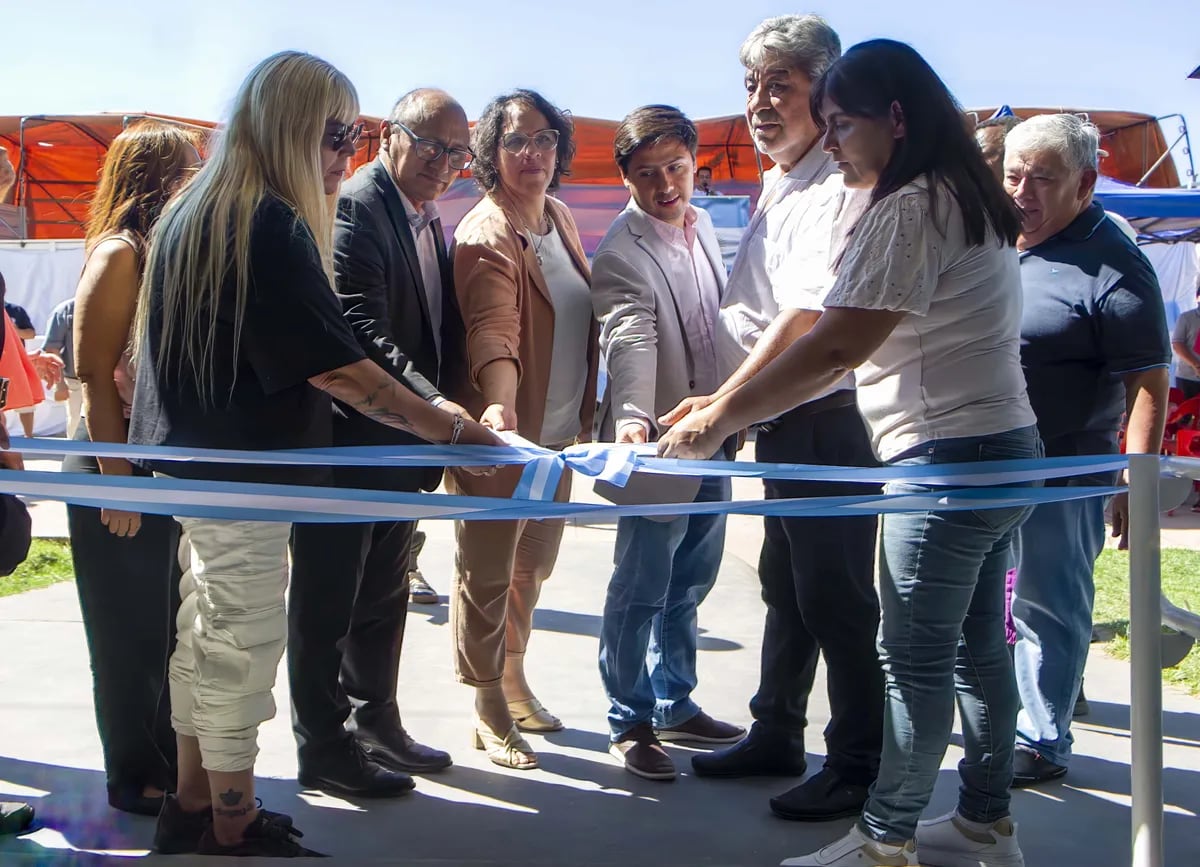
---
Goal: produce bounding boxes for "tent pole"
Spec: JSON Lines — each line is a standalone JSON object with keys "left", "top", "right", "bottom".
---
{"left": 16, "top": 118, "right": 28, "bottom": 239}
{"left": 1136, "top": 130, "right": 1187, "bottom": 187}
{"left": 1128, "top": 453, "right": 1164, "bottom": 867}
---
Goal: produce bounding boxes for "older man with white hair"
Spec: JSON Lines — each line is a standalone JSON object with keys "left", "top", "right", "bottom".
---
{"left": 659, "top": 13, "right": 883, "bottom": 821}
{"left": 1003, "top": 114, "right": 1170, "bottom": 786}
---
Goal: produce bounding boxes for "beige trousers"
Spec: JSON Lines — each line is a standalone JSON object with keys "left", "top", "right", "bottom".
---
{"left": 169, "top": 516, "right": 291, "bottom": 773}
{"left": 446, "top": 464, "right": 572, "bottom": 687}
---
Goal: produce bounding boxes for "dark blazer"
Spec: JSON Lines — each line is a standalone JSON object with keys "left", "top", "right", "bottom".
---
{"left": 331, "top": 158, "right": 465, "bottom": 492}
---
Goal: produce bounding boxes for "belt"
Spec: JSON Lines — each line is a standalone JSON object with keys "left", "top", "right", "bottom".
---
{"left": 756, "top": 389, "right": 858, "bottom": 430}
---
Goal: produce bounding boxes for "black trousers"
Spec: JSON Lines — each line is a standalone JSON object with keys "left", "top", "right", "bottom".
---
{"left": 748, "top": 393, "right": 884, "bottom": 786}
{"left": 288, "top": 479, "right": 415, "bottom": 763}
{"left": 64, "top": 429, "right": 181, "bottom": 798}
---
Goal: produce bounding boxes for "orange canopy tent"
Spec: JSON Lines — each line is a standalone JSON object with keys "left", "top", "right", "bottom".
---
{"left": 0, "top": 107, "right": 1182, "bottom": 240}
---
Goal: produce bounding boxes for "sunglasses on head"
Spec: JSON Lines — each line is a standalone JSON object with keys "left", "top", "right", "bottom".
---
{"left": 325, "top": 121, "right": 365, "bottom": 153}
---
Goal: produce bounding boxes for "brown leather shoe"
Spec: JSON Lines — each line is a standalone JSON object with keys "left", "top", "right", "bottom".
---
{"left": 656, "top": 710, "right": 746, "bottom": 744}
{"left": 610, "top": 724, "right": 676, "bottom": 781}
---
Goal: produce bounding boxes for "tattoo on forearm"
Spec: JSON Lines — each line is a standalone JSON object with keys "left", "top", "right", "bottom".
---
{"left": 359, "top": 381, "right": 388, "bottom": 407}
{"left": 363, "top": 407, "right": 416, "bottom": 430}
{"left": 352, "top": 379, "right": 417, "bottom": 433}
{"left": 214, "top": 788, "right": 253, "bottom": 818}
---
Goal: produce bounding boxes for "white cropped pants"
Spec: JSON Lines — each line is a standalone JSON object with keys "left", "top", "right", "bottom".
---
{"left": 168, "top": 516, "right": 291, "bottom": 773}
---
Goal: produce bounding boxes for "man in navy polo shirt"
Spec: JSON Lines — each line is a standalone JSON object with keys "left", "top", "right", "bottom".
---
{"left": 1003, "top": 114, "right": 1170, "bottom": 786}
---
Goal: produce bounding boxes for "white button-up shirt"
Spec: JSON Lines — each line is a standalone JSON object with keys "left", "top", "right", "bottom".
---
{"left": 717, "top": 145, "right": 866, "bottom": 404}
{"left": 383, "top": 158, "right": 445, "bottom": 363}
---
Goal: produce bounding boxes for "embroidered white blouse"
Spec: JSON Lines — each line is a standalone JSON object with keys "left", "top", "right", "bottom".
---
{"left": 823, "top": 180, "right": 1036, "bottom": 461}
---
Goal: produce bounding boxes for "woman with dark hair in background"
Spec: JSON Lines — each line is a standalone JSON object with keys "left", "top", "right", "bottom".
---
{"left": 66, "top": 119, "right": 201, "bottom": 817}
{"left": 446, "top": 89, "right": 598, "bottom": 770}
{"left": 660, "top": 40, "right": 1040, "bottom": 867}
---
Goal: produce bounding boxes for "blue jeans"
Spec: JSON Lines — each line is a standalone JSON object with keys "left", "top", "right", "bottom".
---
{"left": 1012, "top": 495, "right": 1108, "bottom": 765}
{"left": 599, "top": 475, "right": 730, "bottom": 738}
{"left": 860, "top": 425, "right": 1043, "bottom": 844}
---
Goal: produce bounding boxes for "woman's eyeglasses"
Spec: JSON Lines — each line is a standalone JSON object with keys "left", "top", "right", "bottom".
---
{"left": 325, "top": 122, "right": 365, "bottom": 153}
{"left": 391, "top": 121, "right": 474, "bottom": 171}
{"left": 500, "top": 129, "right": 560, "bottom": 155}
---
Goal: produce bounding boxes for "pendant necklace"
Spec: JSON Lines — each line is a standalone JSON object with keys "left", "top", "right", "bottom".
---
{"left": 524, "top": 211, "right": 549, "bottom": 266}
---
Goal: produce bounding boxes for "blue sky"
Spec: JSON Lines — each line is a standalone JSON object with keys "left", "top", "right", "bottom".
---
{"left": 4, "top": 0, "right": 1198, "bottom": 182}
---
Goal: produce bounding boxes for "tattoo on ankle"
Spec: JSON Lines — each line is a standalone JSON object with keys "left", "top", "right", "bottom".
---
{"left": 214, "top": 788, "right": 253, "bottom": 817}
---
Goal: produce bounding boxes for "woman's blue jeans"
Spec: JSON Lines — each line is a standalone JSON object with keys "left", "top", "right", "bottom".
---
{"left": 860, "top": 425, "right": 1043, "bottom": 843}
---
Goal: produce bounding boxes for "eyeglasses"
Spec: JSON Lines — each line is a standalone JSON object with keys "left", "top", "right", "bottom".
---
{"left": 391, "top": 121, "right": 474, "bottom": 171}
{"left": 325, "top": 122, "right": 365, "bottom": 153}
{"left": 500, "top": 128, "right": 560, "bottom": 155}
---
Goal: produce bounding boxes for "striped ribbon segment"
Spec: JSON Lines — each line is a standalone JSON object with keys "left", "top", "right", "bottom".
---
{"left": 7, "top": 436, "right": 1136, "bottom": 501}
{"left": 2, "top": 435, "right": 1193, "bottom": 518}
{"left": 0, "top": 468, "right": 1125, "bottom": 523}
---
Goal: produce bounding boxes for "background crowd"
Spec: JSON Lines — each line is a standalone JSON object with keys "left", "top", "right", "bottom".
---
{"left": 0, "top": 11, "right": 1180, "bottom": 867}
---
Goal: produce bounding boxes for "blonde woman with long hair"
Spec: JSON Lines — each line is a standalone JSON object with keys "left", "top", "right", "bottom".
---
{"left": 66, "top": 120, "right": 201, "bottom": 818}
{"left": 129, "top": 52, "right": 499, "bottom": 858}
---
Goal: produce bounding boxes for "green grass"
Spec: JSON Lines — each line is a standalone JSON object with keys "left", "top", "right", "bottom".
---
{"left": 0, "top": 538, "right": 74, "bottom": 597}
{"left": 1093, "top": 548, "right": 1200, "bottom": 695}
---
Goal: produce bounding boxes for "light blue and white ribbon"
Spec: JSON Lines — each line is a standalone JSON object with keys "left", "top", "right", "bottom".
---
{"left": 1, "top": 435, "right": 1193, "bottom": 524}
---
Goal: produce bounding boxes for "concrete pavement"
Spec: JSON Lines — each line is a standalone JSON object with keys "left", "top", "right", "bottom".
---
{"left": 0, "top": 466, "right": 1198, "bottom": 865}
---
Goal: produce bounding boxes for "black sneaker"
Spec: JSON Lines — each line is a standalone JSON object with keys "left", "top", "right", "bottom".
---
{"left": 1011, "top": 745, "right": 1067, "bottom": 787}
{"left": 196, "top": 811, "right": 324, "bottom": 858}
{"left": 154, "top": 793, "right": 295, "bottom": 855}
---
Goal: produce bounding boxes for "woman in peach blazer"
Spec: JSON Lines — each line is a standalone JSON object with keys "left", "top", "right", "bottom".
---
{"left": 446, "top": 89, "right": 598, "bottom": 771}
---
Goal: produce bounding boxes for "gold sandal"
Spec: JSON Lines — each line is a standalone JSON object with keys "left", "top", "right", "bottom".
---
{"left": 507, "top": 698, "right": 564, "bottom": 733}
{"left": 472, "top": 720, "right": 539, "bottom": 770}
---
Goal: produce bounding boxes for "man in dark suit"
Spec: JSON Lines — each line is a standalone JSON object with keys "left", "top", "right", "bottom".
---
{"left": 288, "top": 89, "right": 475, "bottom": 797}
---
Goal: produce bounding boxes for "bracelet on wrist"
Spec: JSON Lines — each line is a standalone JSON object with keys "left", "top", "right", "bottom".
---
{"left": 449, "top": 414, "right": 466, "bottom": 445}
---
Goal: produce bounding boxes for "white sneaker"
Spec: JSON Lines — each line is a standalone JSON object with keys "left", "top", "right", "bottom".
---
{"left": 916, "top": 810, "right": 1025, "bottom": 867}
{"left": 781, "top": 825, "right": 918, "bottom": 866}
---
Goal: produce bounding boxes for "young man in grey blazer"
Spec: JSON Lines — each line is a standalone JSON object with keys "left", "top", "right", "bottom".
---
{"left": 592, "top": 105, "right": 744, "bottom": 781}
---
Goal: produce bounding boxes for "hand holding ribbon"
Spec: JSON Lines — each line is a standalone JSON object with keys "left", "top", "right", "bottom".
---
{"left": 657, "top": 400, "right": 731, "bottom": 461}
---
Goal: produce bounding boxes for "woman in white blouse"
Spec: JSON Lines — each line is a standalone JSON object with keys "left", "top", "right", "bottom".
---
{"left": 660, "top": 40, "right": 1041, "bottom": 867}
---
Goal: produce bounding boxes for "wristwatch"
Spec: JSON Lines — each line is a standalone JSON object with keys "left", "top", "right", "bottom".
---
{"left": 0, "top": 377, "right": 9, "bottom": 410}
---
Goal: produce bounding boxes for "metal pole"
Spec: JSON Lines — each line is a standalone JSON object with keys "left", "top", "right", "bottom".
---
{"left": 1135, "top": 130, "right": 1187, "bottom": 187}
{"left": 17, "top": 117, "right": 27, "bottom": 239}
{"left": 1128, "top": 453, "right": 1163, "bottom": 867}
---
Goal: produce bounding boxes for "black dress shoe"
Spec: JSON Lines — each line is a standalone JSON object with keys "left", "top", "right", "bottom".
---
{"left": 690, "top": 724, "right": 807, "bottom": 778}
{"left": 358, "top": 727, "right": 452, "bottom": 774}
{"left": 769, "top": 768, "right": 870, "bottom": 822}
{"left": 1011, "top": 745, "right": 1067, "bottom": 787}
{"left": 298, "top": 740, "right": 415, "bottom": 798}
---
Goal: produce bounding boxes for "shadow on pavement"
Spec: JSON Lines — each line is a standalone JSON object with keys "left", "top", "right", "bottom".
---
{"left": 3, "top": 742, "right": 1199, "bottom": 865}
